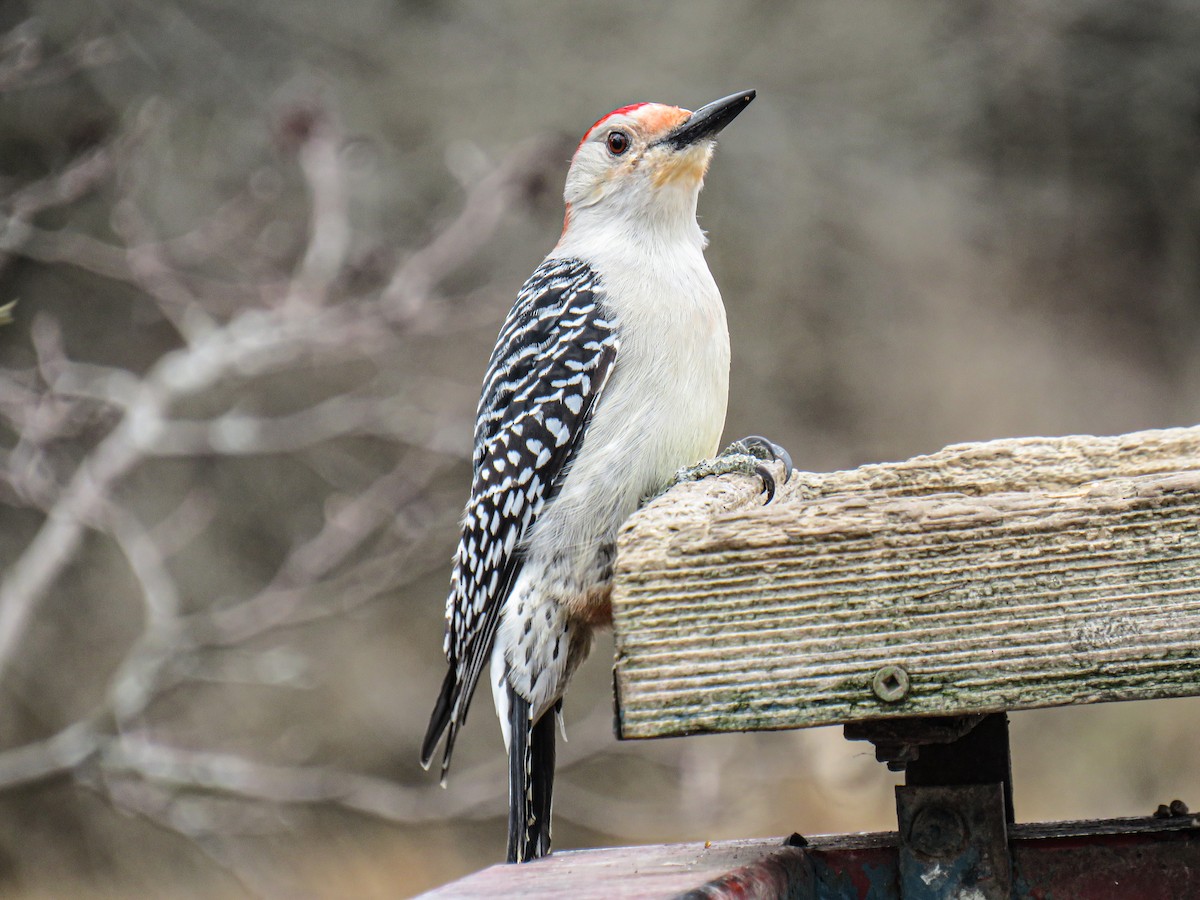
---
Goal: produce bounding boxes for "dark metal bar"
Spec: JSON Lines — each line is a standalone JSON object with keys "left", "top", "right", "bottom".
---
{"left": 904, "top": 713, "right": 1014, "bottom": 824}
{"left": 895, "top": 783, "right": 1012, "bottom": 900}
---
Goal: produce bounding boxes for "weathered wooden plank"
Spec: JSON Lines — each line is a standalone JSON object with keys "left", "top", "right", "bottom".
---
{"left": 612, "top": 426, "right": 1200, "bottom": 740}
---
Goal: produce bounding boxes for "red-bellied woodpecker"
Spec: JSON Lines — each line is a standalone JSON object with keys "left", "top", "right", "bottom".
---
{"left": 421, "top": 90, "right": 788, "bottom": 863}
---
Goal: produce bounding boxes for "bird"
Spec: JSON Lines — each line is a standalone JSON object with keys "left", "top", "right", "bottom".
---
{"left": 421, "top": 89, "right": 786, "bottom": 864}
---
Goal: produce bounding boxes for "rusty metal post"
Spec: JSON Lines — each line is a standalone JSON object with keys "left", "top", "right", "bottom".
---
{"left": 896, "top": 783, "right": 1012, "bottom": 899}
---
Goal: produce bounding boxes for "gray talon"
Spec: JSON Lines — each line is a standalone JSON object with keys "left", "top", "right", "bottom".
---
{"left": 671, "top": 434, "right": 791, "bottom": 504}
{"left": 736, "top": 435, "right": 793, "bottom": 482}
{"left": 725, "top": 434, "right": 792, "bottom": 499}
{"left": 755, "top": 463, "right": 776, "bottom": 504}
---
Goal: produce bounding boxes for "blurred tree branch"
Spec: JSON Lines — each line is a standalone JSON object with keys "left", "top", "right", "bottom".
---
{"left": 0, "top": 30, "right": 581, "bottom": 890}
{"left": 0, "top": 122, "right": 563, "bottom": 682}
{"left": 0, "top": 19, "right": 121, "bottom": 93}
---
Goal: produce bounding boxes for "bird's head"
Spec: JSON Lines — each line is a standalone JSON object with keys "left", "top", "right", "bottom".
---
{"left": 558, "top": 90, "right": 755, "bottom": 245}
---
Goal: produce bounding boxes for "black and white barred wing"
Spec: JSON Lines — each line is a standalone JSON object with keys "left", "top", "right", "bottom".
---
{"left": 421, "top": 257, "right": 618, "bottom": 778}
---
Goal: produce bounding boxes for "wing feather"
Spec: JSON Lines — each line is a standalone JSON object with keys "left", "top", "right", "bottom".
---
{"left": 421, "top": 258, "right": 618, "bottom": 776}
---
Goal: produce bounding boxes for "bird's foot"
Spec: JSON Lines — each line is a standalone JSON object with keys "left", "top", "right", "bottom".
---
{"left": 673, "top": 434, "right": 793, "bottom": 504}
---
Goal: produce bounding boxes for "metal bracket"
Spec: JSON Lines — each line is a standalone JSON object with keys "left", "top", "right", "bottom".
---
{"left": 846, "top": 713, "right": 1016, "bottom": 898}
{"left": 896, "top": 783, "right": 1012, "bottom": 899}
{"left": 845, "top": 713, "right": 1015, "bottom": 823}
{"left": 844, "top": 714, "right": 986, "bottom": 772}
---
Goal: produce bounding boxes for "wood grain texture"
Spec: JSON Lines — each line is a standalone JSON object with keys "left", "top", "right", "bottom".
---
{"left": 611, "top": 426, "right": 1200, "bottom": 739}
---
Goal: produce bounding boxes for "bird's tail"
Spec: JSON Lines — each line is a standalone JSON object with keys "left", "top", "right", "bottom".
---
{"left": 420, "top": 665, "right": 461, "bottom": 784}
{"left": 507, "top": 687, "right": 555, "bottom": 863}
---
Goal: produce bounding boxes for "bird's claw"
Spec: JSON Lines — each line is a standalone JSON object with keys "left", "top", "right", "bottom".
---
{"left": 754, "top": 463, "right": 776, "bottom": 504}
{"left": 724, "top": 435, "right": 792, "bottom": 504}
{"left": 725, "top": 435, "right": 793, "bottom": 481}
{"left": 671, "top": 435, "right": 793, "bottom": 505}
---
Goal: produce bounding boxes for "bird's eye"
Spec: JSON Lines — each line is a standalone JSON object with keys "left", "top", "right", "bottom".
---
{"left": 606, "top": 130, "right": 631, "bottom": 155}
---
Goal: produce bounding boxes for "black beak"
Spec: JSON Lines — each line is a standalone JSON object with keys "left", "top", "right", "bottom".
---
{"left": 660, "top": 90, "right": 756, "bottom": 150}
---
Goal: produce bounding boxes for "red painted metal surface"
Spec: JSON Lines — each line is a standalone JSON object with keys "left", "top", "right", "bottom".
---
{"left": 1011, "top": 818, "right": 1200, "bottom": 899}
{"left": 419, "top": 817, "right": 1199, "bottom": 898}
{"left": 417, "top": 837, "right": 814, "bottom": 899}
{"left": 676, "top": 846, "right": 815, "bottom": 899}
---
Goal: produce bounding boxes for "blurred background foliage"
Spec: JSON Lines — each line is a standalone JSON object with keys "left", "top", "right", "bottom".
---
{"left": 2, "top": 1, "right": 1200, "bottom": 897}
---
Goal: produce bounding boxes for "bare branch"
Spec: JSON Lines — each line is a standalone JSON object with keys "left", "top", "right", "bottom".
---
{"left": 0, "top": 218, "right": 139, "bottom": 282}
{"left": 0, "top": 109, "right": 574, "bottom": 890}
{"left": 110, "top": 196, "right": 219, "bottom": 342}
{"left": 191, "top": 545, "right": 423, "bottom": 648}
{"left": 275, "top": 453, "right": 434, "bottom": 586}
{"left": 0, "top": 21, "right": 121, "bottom": 93}
{"left": 0, "top": 721, "right": 99, "bottom": 789}
{"left": 381, "top": 134, "right": 568, "bottom": 321}
{"left": 3, "top": 147, "right": 113, "bottom": 218}
{"left": 147, "top": 489, "right": 218, "bottom": 558}
{"left": 92, "top": 776, "right": 270, "bottom": 898}
{"left": 104, "top": 506, "right": 187, "bottom": 725}
{"left": 0, "top": 406, "right": 154, "bottom": 682}
{"left": 291, "top": 114, "right": 350, "bottom": 303}
{"left": 148, "top": 395, "right": 433, "bottom": 457}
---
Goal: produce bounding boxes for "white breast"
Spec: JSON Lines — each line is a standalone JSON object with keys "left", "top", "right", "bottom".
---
{"left": 528, "top": 231, "right": 731, "bottom": 563}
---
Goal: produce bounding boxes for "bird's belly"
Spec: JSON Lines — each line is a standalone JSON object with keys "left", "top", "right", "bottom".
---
{"left": 523, "top": 323, "right": 729, "bottom": 615}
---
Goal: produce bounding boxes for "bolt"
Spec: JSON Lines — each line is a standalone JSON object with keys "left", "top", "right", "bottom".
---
{"left": 908, "top": 804, "right": 967, "bottom": 859}
{"left": 872, "top": 664, "right": 911, "bottom": 702}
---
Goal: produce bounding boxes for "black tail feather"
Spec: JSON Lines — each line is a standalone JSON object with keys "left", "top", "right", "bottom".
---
{"left": 423, "top": 596, "right": 511, "bottom": 780}
{"left": 421, "top": 666, "right": 459, "bottom": 774}
{"left": 531, "top": 707, "right": 556, "bottom": 850}
{"left": 507, "top": 688, "right": 556, "bottom": 863}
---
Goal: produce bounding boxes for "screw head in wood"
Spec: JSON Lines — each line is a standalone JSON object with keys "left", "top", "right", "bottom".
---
{"left": 872, "top": 665, "right": 911, "bottom": 702}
